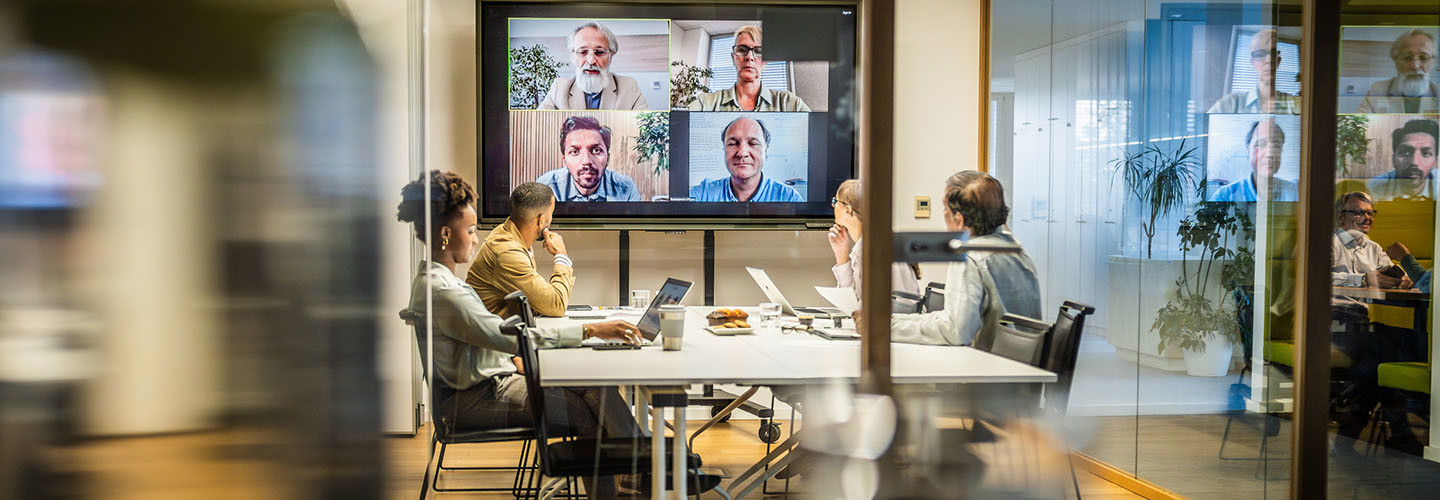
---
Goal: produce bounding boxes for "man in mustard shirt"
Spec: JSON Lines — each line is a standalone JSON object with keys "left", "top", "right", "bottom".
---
{"left": 468, "top": 182, "right": 574, "bottom": 318}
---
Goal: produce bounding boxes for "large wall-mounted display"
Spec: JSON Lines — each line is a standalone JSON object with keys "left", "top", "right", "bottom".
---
{"left": 479, "top": 3, "right": 857, "bottom": 223}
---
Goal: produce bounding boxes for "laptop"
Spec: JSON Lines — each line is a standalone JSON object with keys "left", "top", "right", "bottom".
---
{"left": 583, "top": 277, "right": 691, "bottom": 347}
{"left": 744, "top": 267, "right": 843, "bottom": 317}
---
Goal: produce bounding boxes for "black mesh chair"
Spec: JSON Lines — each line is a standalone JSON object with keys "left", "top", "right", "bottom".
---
{"left": 1038, "top": 300, "right": 1095, "bottom": 500}
{"left": 507, "top": 319, "right": 725, "bottom": 500}
{"left": 401, "top": 308, "right": 538, "bottom": 500}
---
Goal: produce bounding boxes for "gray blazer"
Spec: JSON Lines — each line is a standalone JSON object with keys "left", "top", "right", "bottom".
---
{"left": 538, "top": 74, "right": 650, "bottom": 110}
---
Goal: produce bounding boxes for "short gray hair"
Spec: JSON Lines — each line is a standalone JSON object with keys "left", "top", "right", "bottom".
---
{"left": 1337, "top": 191, "right": 1373, "bottom": 216}
{"left": 567, "top": 21, "right": 619, "bottom": 54}
{"left": 1390, "top": 28, "right": 1436, "bottom": 62}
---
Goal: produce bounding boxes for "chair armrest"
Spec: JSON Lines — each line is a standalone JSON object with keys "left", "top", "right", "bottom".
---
{"left": 892, "top": 291, "right": 922, "bottom": 301}
{"left": 1000, "top": 313, "right": 1051, "bottom": 332}
{"left": 398, "top": 309, "right": 422, "bottom": 326}
{"left": 499, "top": 315, "right": 526, "bottom": 336}
{"left": 1060, "top": 300, "right": 1095, "bottom": 315}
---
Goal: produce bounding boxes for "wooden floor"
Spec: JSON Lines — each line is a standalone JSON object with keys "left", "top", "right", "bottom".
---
{"left": 57, "top": 420, "right": 1144, "bottom": 499}
{"left": 387, "top": 420, "right": 1146, "bottom": 500}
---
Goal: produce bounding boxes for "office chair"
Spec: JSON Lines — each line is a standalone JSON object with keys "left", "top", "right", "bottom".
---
{"left": 1036, "top": 300, "right": 1094, "bottom": 500}
{"left": 971, "top": 301, "right": 1093, "bottom": 500}
{"left": 891, "top": 281, "right": 946, "bottom": 314}
{"left": 1361, "top": 327, "right": 1431, "bottom": 458}
{"left": 401, "top": 308, "right": 539, "bottom": 500}
{"left": 507, "top": 318, "right": 725, "bottom": 500}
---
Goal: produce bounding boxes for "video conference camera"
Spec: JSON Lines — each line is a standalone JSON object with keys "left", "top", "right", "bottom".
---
{"left": 893, "top": 232, "right": 1021, "bottom": 263}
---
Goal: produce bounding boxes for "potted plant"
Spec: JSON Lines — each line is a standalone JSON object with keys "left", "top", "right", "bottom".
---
{"left": 508, "top": 44, "right": 564, "bottom": 109}
{"left": 633, "top": 112, "right": 669, "bottom": 175}
{"left": 1110, "top": 139, "right": 1203, "bottom": 258}
{"left": 669, "top": 60, "right": 713, "bottom": 109}
{"left": 1152, "top": 202, "right": 1252, "bottom": 376}
{"left": 1335, "top": 114, "right": 1371, "bottom": 177}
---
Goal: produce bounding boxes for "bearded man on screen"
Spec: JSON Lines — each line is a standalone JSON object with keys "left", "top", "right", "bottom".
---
{"left": 538, "top": 21, "right": 650, "bottom": 110}
{"left": 1358, "top": 29, "right": 1440, "bottom": 114}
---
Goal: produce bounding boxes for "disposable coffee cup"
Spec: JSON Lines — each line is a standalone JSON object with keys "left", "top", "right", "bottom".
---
{"left": 660, "top": 305, "right": 686, "bottom": 351}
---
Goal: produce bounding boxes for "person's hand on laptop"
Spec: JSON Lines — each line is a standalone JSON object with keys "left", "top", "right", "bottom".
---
{"left": 583, "top": 320, "right": 643, "bottom": 346}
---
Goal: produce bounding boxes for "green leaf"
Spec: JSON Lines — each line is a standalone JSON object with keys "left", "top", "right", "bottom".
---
{"left": 633, "top": 112, "right": 670, "bottom": 174}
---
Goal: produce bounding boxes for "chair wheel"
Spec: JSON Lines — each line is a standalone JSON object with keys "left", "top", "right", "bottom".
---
{"left": 710, "top": 404, "right": 732, "bottom": 423}
{"left": 758, "top": 422, "right": 782, "bottom": 443}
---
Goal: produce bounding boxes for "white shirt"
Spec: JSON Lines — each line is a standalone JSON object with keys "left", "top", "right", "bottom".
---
{"left": 832, "top": 236, "right": 923, "bottom": 301}
{"left": 1330, "top": 228, "right": 1390, "bottom": 287}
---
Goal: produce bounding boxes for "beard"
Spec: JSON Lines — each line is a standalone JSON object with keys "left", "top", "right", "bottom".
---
{"left": 573, "top": 165, "right": 602, "bottom": 191}
{"left": 574, "top": 65, "right": 609, "bottom": 94}
{"left": 1394, "top": 73, "right": 1434, "bottom": 97}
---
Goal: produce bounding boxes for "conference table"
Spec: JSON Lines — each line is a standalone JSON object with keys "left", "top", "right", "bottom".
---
{"left": 536, "top": 306, "right": 1056, "bottom": 499}
{"left": 1333, "top": 285, "right": 1431, "bottom": 333}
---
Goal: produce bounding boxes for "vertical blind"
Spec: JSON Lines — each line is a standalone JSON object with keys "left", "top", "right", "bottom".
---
{"left": 1229, "top": 31, "right": 1301, "bottom": 96}
{"left": 706, "top": 34, "right": 790, "bottom": 92}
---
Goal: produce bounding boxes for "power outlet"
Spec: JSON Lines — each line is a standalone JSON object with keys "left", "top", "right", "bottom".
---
{"left": 914, "top": 196, "right": 931, "bottom": 218}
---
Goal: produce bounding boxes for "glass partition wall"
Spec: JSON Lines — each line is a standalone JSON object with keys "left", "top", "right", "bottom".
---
{"left": 990, "top": 0, "right": 1440, "bottom": 498}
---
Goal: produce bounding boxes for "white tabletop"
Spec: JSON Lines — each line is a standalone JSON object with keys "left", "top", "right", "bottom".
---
{"left": 534, "top": 307, "right": 1055, "bottom": 387}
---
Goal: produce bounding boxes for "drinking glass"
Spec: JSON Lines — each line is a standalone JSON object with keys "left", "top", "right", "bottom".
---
{"left": 759, "top": 302, "right": 782, "bottom": 328}
{"left": 629, "top": 289, "right": 652, "bottom": 310}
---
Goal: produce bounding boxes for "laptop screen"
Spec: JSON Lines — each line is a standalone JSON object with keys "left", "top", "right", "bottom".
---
{"left": 635, "top": 278, "right": 692, "bottom": 340}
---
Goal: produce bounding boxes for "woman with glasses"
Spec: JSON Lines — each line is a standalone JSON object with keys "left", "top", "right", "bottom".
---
{"left": 688, "top": 25, "right": 810, "bottom": 112}
{"left": 828, "top": 179, "right": 921, "bottom": 302}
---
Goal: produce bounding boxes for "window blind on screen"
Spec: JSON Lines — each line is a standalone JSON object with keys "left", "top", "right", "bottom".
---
{"left": 1229, "top": 32, "right": 1300, "bottom": 95}
{"left": 707, "top": 34, "right": 790, "bottom": 92}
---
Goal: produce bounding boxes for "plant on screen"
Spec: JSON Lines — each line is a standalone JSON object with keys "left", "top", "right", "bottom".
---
{"left": 1153, "top": 202, "right": 1251, "bottom": 354}
{"left": 1110, "top": 139, "right": 1203, "bottom": 258}
{"left": 634, "top": 112, "right": 670, "bottom": 175}
{"left": 1335, "top": 114, "right": 1371, "bottom": 177}
{"left": 509, "top": 44, "right": 564, "bottom": 109}
{"left": 669, "top": 60, "right": 714, "bottom": 109}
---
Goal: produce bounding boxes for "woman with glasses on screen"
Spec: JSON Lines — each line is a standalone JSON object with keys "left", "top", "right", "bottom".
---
{"left": 688, "top": 25, "right": 810, "bottom": 112}
{"left": 828, "top": 179, "right": 921, "bottom": 303}
{"left": 397, "top": 171, "right": 640, "bottom": 500}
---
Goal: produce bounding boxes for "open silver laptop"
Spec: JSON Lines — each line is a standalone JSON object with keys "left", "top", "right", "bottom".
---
{"left": 744, "top": 267, "right": 843, "bottom": 317}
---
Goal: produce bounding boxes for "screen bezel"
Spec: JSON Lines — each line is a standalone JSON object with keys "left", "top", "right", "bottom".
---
{"left": 478, "top": 2, "right": 859, "bottom": 227}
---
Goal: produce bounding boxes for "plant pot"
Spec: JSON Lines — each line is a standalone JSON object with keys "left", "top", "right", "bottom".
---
{"left": 1181, "top": 333, "right": 1234, "bottom": 377}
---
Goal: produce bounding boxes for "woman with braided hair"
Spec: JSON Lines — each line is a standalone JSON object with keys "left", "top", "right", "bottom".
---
{"left": 397, "top": 170, "right": 639, "bottom": 499}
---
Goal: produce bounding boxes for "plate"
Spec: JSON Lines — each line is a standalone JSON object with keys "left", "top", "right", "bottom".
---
{"left": 706, "top": 326, "right": 754, "bottom": 336}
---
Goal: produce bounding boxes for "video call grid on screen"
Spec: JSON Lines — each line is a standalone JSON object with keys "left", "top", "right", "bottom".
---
{"left": 480, "top": 3, "right": 857, "bottom": 222}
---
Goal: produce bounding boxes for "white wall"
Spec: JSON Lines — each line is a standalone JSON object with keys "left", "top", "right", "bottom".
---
{"left": 346, "top": 0, "right": 419, "bottom": 435}
{"left": 894, "top": 0, "right": 983, "bottom": 280}
{"left": 82, "top": 73, "right": 220, "bottom": 435}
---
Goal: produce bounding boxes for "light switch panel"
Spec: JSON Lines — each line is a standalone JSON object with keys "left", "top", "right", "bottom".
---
{"left": 914, "top": 196, "right": 931, "bottom": 218}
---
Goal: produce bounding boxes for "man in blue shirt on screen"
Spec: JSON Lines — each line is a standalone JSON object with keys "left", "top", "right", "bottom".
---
{"left": 1210, "top": 118, "right": 1297, "bottom": 203}
{"left": 688, "top": 116, "right": 804, "bottom": 202}
{"left": 535, "top": 116, "right": 642, "bottom": 202}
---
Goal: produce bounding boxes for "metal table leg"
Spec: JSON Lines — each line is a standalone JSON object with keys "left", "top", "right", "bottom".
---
{"left": 651, "top": 405, "right": 664, "bottom": 500}
{"left": 674, "top": 407, "right": 687, "bottom": 499}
